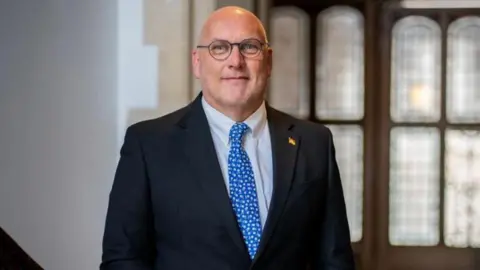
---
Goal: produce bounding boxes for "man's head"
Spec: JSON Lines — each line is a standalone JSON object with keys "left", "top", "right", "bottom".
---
{"left": 192, "top": 6, "right": 272, "bottom": 121}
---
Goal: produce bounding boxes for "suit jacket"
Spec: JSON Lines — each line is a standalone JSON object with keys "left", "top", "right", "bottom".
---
{"left": 100, "top": 93, "right": 355, "bottom": 270}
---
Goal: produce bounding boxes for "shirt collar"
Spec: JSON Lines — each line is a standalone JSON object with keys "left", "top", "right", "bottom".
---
{"left": 202, "top": 96, "right": 267, "bottom": 145}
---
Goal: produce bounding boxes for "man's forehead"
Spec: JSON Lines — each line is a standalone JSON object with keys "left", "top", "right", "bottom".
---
{"left": 203, "top": 22, "right": 265, "bottom": 42}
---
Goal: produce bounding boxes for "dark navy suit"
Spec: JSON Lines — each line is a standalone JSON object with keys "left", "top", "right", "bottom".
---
{"left": 100, "top": 93, "right": 355, "bottom": 270}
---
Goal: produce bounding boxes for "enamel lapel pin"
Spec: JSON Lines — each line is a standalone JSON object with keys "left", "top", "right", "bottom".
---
{"left": 288, "top": 137, "right": 296, "bottom": 146}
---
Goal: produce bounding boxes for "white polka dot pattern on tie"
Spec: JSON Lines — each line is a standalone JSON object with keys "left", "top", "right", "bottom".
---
{"left": 228, "top": 122, "right": 263, "bottom": 259}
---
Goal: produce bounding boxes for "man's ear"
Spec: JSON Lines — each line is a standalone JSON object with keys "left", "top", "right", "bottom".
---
{"left": 266, "top": 47, "right": 273, "bottom": 78}
{"left": 192, "top": 49, "right": 201, "bottom": 79}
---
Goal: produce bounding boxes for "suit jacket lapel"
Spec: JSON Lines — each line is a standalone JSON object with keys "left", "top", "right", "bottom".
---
{"left": 179, "top": 95, "right": 247, "bottom": 254}
{"left": 253, "top": 105, "right": 300, "bottom": 263}
{"left": 178, "top": 96, "right": 300, "bottom": 263}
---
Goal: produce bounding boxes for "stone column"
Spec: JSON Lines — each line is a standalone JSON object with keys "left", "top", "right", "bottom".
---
{"left": 126, "top": 0, "right": 217, "bottom": 125}
{"left": 191, "top": 0, "right": 217, "bottom": 98}
{"left": 143, "top": 0, "right": 191, "bottom": 116}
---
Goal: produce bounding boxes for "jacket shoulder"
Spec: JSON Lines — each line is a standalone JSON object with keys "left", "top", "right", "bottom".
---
{"left": 123, "top": 104, "right": 191, "bottom": 139}
{"left": 270, "top": 107, "right": 332, "bottom": 140}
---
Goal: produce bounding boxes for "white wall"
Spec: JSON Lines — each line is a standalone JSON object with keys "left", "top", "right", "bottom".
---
{"left": 0, "top": 1, "right": 117, "bottom": 269}
{"left": 117, "top": 0, "right": 158, "bottom": 147}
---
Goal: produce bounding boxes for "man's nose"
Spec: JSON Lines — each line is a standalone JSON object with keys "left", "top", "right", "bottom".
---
{"left": 228, "top": 45, "right": 245, "bottom": 68}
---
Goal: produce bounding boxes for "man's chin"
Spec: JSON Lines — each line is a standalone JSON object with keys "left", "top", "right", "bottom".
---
{"left": 221, "top": 90, "right": 249, "bottom": 105}
{"left": 223, "top": 97, "right": 249, "bottom": 108}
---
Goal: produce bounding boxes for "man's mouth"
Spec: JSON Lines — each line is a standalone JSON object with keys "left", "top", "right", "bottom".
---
{"left": 222, "top": 76, "right": 249, "bottom": 80}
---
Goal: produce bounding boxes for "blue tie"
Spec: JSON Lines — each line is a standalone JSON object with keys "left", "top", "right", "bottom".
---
{"left": 228, "top": 122, "right": 262, "bottom": 259}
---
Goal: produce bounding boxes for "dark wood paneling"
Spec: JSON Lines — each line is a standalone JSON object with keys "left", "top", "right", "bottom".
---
{"left": 0, "top": 227, "right": 43, "bottom": 269}
{"left": 274, "top": 0, "right": 365, "bottom": 7}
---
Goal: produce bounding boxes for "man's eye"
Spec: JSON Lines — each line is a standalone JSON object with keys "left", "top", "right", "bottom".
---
{"left": 241, "top": 43, "right": 260, "bottom": 53}
{"left": 211, "top": 44, "right": 229, "bottom": 53}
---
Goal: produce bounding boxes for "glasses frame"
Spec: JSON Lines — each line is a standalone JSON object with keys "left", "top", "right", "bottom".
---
{"left": 196, "top": 38, "right": 270, "bottom": 61}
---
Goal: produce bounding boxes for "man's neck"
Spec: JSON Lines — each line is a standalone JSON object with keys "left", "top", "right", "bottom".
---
{"left": 204, "top": 97, "right": 263, "bottom": 122}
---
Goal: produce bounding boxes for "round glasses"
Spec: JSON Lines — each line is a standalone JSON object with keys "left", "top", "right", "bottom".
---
{"left": 196, "top": 38, "right": 269, "bottom": 61}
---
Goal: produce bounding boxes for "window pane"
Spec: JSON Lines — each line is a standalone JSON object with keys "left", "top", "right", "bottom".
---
{"left": 269, "top": 7, "right": 309, "bottom": 118}
{"left": 447, "top": 16, "right": 480, "bottom": 123}
{"left": 327, "top": 125, "right": 363, "bottom": 242}
{"left": 389, "top": 127, "right": 440, "bottom": 246}
{"left": 316, "top": 6, "right": 364, "bottom": 120}
{"left": 445, "top": 129, "right": 480, "bottom": 248}
{"left": 390, "top": 16, "right": 441, "bottom": 122}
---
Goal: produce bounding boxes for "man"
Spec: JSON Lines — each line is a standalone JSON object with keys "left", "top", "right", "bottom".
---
{"left": 101, "top": 6, "right": 355, "bottom": 270}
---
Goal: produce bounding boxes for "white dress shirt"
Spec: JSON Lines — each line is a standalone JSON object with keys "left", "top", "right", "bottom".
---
{"left": 202, "top": 97, "right": 273, "bottom": 228}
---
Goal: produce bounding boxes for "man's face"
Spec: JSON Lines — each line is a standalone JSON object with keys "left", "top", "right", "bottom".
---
{"left": 192, "top": 14, "right": 272, "bottom": 111}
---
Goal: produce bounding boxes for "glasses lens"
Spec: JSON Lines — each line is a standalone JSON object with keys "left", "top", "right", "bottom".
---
{"left": 240, "top": 39, "right": 262, "bottom": 56}
{"left": 209, "top": 41, "right": 231, "bottom": 58}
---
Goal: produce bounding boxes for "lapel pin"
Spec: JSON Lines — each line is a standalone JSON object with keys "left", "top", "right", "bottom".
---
{"left": 288, "top": 137, "right": 296, "bottom": 146}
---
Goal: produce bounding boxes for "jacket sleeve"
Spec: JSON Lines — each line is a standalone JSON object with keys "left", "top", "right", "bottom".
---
{"left": 100, "top": 126, "right": 155, "bottom": 270}
{"left": 312, "top": 127, "right": 356, "bottom": 270}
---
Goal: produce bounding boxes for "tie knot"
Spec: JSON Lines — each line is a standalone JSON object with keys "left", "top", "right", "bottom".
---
{"left": 229, "top": 122, "right": 249, "bottom": 143}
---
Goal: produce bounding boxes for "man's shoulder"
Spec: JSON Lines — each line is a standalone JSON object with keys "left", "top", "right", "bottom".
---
{"left": 124, "top": 104, "right": 192, "bottom": 139}
{"left": 270, "top": 107, "right": 332, "bottom": 139}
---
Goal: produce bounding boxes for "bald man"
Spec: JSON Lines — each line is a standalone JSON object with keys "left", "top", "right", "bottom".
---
{"left": 101, "top": 6, "right": 355, "bottom": 270}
